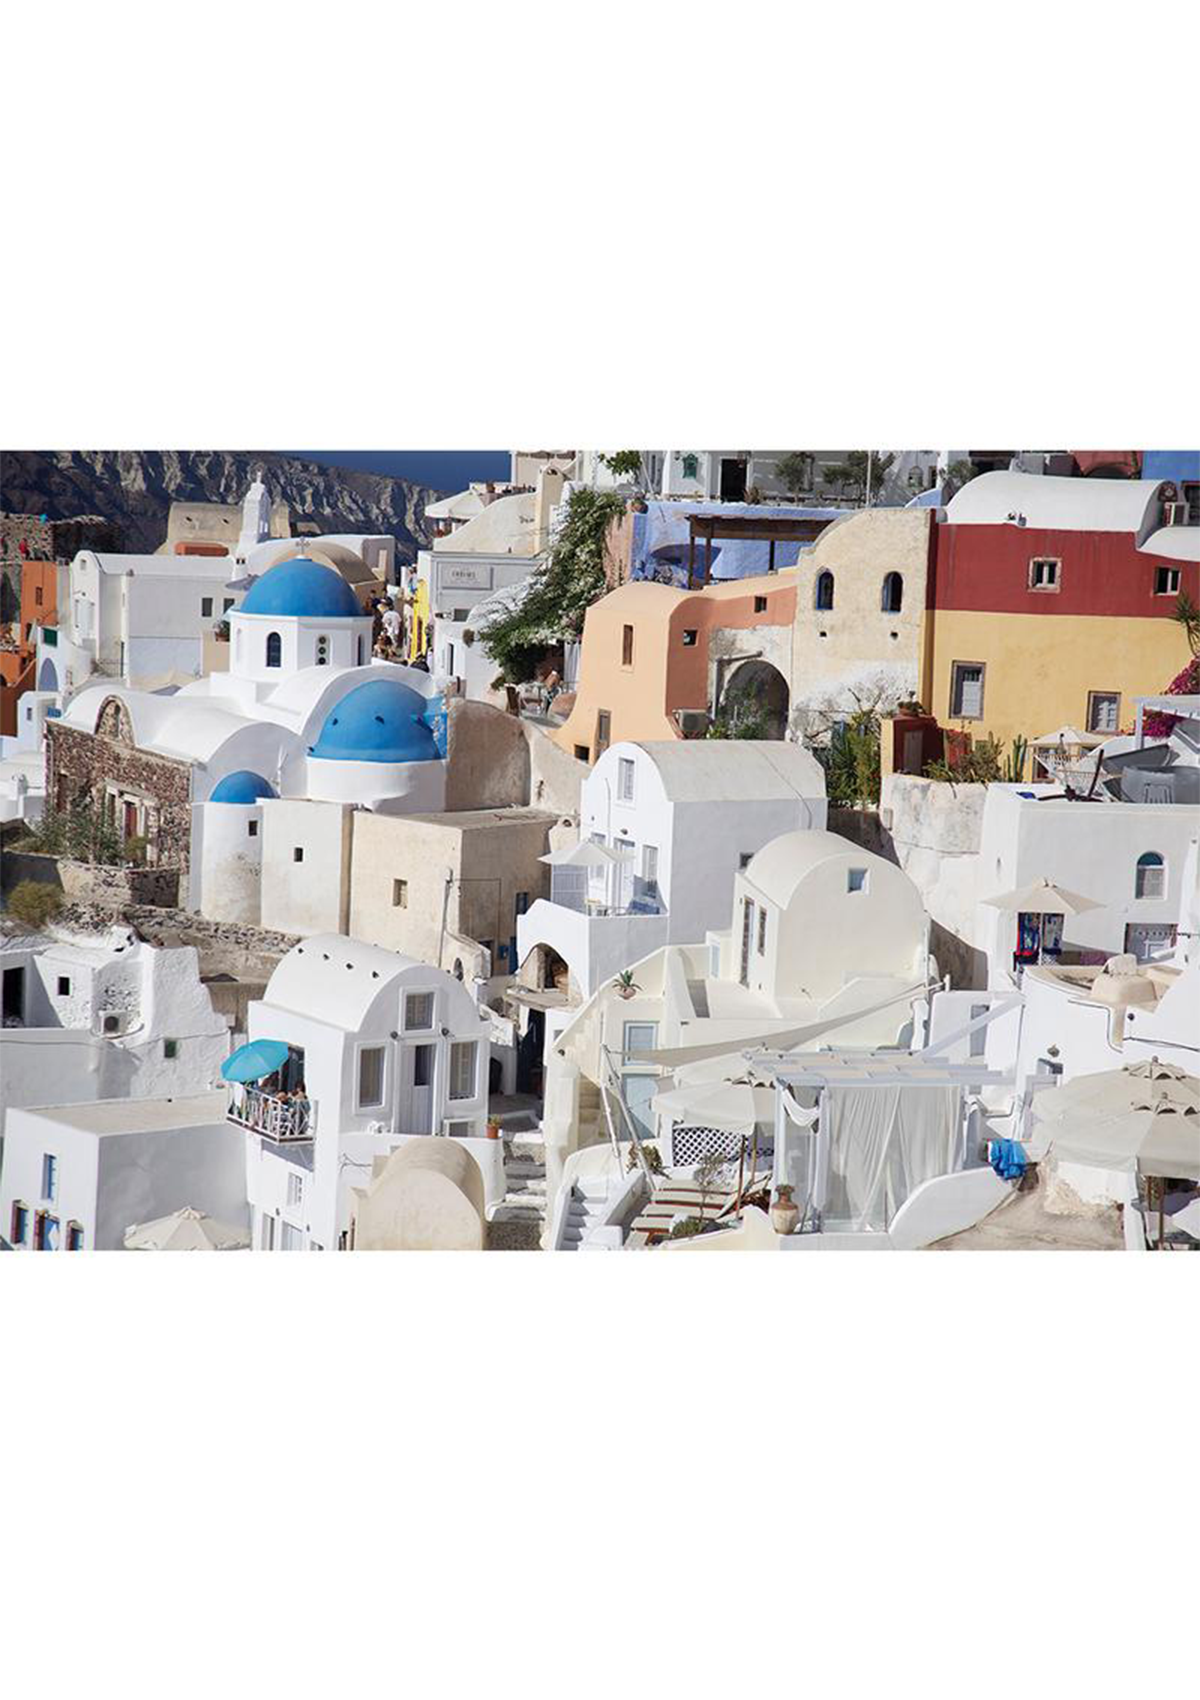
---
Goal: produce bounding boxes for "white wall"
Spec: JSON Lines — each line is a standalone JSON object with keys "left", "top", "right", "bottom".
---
{"left": 191, "top": 801, "right": 265, "bottom": 923}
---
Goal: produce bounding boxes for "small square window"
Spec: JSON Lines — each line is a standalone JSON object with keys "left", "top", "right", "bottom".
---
{"left": 847, "top": 867, "right": 868, "bottom": 893}
{"left": 293, "top": 846, "right": 304, "bottom": 863}
{"left": 754, "top": 595, "right": 767, "bottom": 613}
{"left": 1028, "top": 557, "right": 1060, "bottom": 591}
{"left": 223, "top": 598, "right": 235, "bottom": 613}
{"left": 393, "top": 878, "right": 408, "bottom": 907}
{"left": 57, "top": 976, "right": 71, "bottom": 997}
{"left": 1155, "top": 566, "right": 1181, "bottom": 596}
{"left": 163, "top": 1038, "right": 179, "bottom": 1059}
{"left": 405, "top": 991, "right": 434, "bottom": 1031}
{"left": 682, "top": 629, "right": 698, "bottom": 646}
{"left": 201, "top": 597, "right": 214, "bottom": 617}
{"left": 248, "top": 819, "right": 258, "bottom": 837}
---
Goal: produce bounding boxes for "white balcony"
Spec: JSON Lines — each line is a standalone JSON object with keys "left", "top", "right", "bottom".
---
{"left": 227, "top": 1083, "right": 314, "bottom": 1143}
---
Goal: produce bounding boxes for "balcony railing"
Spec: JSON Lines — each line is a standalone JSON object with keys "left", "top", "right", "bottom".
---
{"left": 227, "top": 1083, "right": 314, "bottom": 1143}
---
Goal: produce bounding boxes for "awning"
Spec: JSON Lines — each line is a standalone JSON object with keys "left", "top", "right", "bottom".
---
{"left": 221, "top": 1039, "right": 290, "bottom": 1083}
{"left": 651, "top": 1079, "right": 775, "bottom": 1131}
{"left": 124, "top": 1207, "right": 251, "bottom": 1251}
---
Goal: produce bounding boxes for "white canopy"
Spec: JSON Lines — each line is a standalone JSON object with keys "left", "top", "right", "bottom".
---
{"left": 651, "top": 1079, "right": 775, "bottom": 1131}
{"left": 123, "top": 1207, "right": 250, "bottom": 1251}
{"left": 982, "top": 878, "right": 1102, "bottom": 916}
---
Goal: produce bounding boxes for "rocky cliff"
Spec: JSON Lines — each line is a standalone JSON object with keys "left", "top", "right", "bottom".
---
{"left": 0, "top": 449, "right": 442, "bottom": 560}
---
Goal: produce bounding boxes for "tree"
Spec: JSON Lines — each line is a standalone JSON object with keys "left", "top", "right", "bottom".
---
{"left": 1172, "top": 590, "right": 1200, "bottom": 659}
{"left": 776, "top": 451, "right": 815, "bottom": 496}
{"left": 818, "top": 451, "right": 896, "bottom": 503}
{"left": 598, "top": 450, "right": 647, "bottom": 488}
{"left": 940, "top": 459, "right": 979, "bottom": 501}
{"left": 480, "top": 486, "right": 628, "bottom": 683}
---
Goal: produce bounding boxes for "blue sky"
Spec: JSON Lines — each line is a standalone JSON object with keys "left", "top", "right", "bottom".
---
{"left": 285, "top": 451, "right": 511, "bottom": 495}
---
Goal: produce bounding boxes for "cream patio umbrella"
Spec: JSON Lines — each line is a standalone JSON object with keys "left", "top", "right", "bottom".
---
{"left": 1031, "top": 1059, "right": 1200, "bottom": 1243}
{"left": 123, "top": 1207, "right": 251, "bottom": 1251}
{"left": 982, "top": 878, "right": 1104, "bottom": 917}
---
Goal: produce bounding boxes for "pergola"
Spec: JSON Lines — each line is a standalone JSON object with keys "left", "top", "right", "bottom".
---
{"left": 685, "top": 512, "right": 836, "bottom": 587}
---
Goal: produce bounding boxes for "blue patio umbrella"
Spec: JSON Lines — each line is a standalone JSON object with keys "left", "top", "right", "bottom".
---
{"left": 221, "top": 1039, "right": 291, "bottom": 1084}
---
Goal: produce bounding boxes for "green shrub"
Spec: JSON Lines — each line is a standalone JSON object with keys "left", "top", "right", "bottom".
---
{"left": 6, "top": 880, "right": 63, "bottom": 929}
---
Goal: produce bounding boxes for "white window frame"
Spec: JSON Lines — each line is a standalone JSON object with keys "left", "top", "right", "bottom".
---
{"left": 1154, "top": 566, "right": 1181, "bottom": 596}
{"left": 617, "top": 757, "right": 635, "bottom": 802}
{"left": 1028, "top": 556, "right": 1061, "bottom": 592}
{"left": 286, "top": 1171, "right": 304, "bottom": 1210}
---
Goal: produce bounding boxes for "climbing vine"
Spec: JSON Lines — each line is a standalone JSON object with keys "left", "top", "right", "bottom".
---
{"left": 480, "top": 486, "right": 626, "bottom": 682}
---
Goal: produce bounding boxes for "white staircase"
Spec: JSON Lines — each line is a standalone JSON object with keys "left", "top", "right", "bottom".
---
{"left": 557, "top": 1177, "right": 611, "bottom": 1250}
{"left": 487, "top": 1127, "right": 547, "bottom": 1251}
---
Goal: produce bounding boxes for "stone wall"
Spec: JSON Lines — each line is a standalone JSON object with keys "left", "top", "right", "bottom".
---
{"left": 46, "top": 720, "right": 193, "bottom": 868}
{"left": 0, "top": 850, "right": 178, "bottom": 908}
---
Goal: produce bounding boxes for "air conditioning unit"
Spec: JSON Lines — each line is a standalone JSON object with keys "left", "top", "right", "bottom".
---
{"left": 674, "top": 708, "right": 710, "bottom": 739}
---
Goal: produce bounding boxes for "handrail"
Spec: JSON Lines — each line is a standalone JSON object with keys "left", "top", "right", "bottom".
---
{"left": 600, "top": 1044, "right": 656, "bottom": 1188}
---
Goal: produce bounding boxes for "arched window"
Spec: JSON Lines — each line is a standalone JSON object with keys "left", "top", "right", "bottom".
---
{"left": 315, "top": 634, "right": 330, "bottom": 666}
{"left": 265, "top": 631, "right": 282, "bottom": 669}
{"left": 881, "top": 572, "right": 903, "bottom": 613}
{"left": 815, "top": 570, "right": 835, "bottom": 611}
{"left": 1135, "top": 852, "right": 1165, "bottom": 899}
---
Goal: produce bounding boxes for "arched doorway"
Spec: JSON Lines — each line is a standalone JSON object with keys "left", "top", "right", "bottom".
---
{"left": 38, "top": 657, "right": 58, "bottom": 692}
{"left": 721, "top": 658, "right": 790, "bottom": 740}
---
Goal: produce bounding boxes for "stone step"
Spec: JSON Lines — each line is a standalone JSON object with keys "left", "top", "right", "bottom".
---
{"left": 486, "top": 1216, "right": 542, "bottom": 1252}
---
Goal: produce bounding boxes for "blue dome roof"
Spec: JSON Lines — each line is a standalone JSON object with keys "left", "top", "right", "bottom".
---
{"left": 209, "top": 770, "right": 277, "bottom": 804}
{"left": 239, "top": 557, "right": 363, "bottom": 620}
{"left": 309, "top": 679, "right": 441, "bottom": 764}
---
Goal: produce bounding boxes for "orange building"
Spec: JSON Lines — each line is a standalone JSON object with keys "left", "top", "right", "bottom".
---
{"left": 0, "top": 559, "right": 59, "bottom": 736}
{"left": 554, "top": 572, "right": 798, "bottom": 762}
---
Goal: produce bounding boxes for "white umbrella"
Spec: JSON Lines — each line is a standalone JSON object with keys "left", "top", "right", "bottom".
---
{"left": 123, "top": 1207, "right": 250, "bottom": 1251}
{"left": 1034, "top": 1058, "right": 1200, "bottom": 1126}
{"left": 539, "top": 841, "right": 622, "bottom": 869}
{"left": 983, "top": 877, "right": 1103, "bottom": 916}
{"left": 1032, "top": 1059, "right": 1200, "bottom": 1181}
{"left": 651, "top": 1079, "right": 775, "bottom": 1131}
{"left": 1029, "top": 725, "right": 1108, "bottom": 750}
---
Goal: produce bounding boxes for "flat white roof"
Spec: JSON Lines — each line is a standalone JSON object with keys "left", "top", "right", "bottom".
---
{"left": 12, "top": 1091, "right": 228, "bottom": 1138}
{"left": 625, "top": 739, "right": 826, "bottom": 803}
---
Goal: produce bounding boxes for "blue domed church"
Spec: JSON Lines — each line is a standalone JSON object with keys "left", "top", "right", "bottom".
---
{"left": 56, "top": 555, "right": 448, "bottom": 927}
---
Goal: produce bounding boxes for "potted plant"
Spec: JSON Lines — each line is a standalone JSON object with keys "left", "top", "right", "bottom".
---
{"left": 612, "top": 970, "right": 640, "bottom": 1000}
{"left": 486, "top": 1117, "right": 501, "bottom": 1140}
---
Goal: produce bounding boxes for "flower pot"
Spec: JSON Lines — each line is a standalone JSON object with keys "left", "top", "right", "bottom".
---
{"left": 771, "top": 1185, "right": 800, "bottom": 1236}
{"left": 486, "top": 1120, "right": 501, "bottom": 1140}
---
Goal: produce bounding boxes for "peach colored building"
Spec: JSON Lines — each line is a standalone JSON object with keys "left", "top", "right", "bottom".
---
{"left": 554, "top": 573, "right": 798, "bottom": 763}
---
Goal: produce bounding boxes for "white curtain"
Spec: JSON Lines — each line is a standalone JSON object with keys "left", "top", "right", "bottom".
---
{"left": 823, "top": 1085, "right": 963, "bottom": 1230}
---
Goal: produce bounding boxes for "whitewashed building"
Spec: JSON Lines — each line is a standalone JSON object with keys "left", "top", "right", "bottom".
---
{"left": 2, "top": 1093, "right": 246, "bottom": 1252}
{"left": 227, "top": 935, "right": 498, "bottom": 1251}
{"left": 515, "top": 739, "right": 827, "bottom": 1007}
